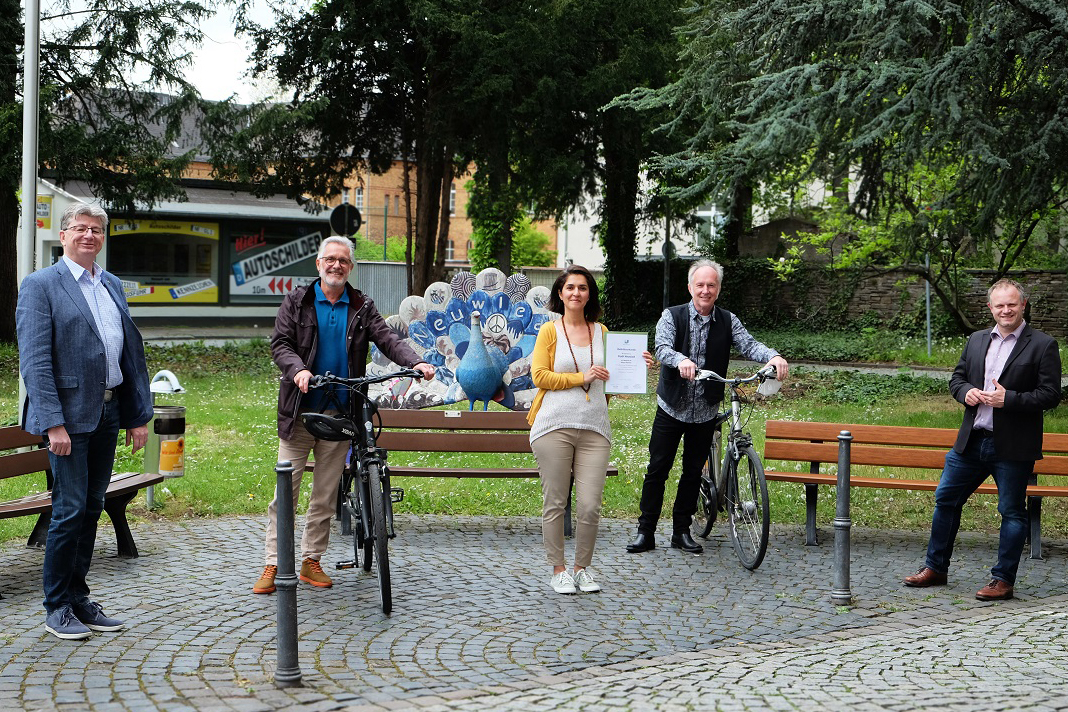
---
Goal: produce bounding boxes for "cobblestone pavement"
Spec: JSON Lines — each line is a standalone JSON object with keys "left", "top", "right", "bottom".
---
{"left": 2, "top": 515, "right": 1066, "bottom": 711}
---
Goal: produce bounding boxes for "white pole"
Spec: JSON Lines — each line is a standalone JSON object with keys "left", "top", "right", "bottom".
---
{"left": 18, "top": 0, "right": 42, "bottom": 418}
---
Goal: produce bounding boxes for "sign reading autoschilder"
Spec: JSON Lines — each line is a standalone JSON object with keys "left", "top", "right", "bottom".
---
{"left": 232, "top": 233, "right": 323, "bottom": 286}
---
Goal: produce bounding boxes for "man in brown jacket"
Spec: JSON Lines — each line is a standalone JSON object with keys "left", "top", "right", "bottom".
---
{"left": 254, "top": 236, "right": 434, "bottom": 593}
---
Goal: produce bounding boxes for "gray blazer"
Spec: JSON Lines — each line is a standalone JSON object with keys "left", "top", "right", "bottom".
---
{"left": 16, "top": 260, "right": 153, "bottom": 436}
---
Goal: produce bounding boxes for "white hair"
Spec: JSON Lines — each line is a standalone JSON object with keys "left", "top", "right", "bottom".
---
{"left": 318, "top": 235, "right": 355, "bottom": 262}
{"left": 688, "top": 259, "right": 723, "bottom": 284}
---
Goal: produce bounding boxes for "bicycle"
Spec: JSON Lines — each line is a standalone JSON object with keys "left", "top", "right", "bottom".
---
{"left": 690, "top": 364, "right": 778, "bottom": 570}
{"left": 301, "top": 367, "right": 423, "bottom": 614}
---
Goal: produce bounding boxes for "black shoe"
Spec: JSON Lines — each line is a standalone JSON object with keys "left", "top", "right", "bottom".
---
{"left": 626, "top": 531, "right": 655, "bottom": 553}
{"left": 670, "top": 531, "right": 703, "bottom": 554}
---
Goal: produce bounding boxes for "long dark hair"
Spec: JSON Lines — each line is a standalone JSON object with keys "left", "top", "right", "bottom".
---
{"left": 547, "top": 265, "right": 601, "bottom": 323}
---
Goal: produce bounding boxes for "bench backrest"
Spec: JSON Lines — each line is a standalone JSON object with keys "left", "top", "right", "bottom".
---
{"left": 377, "top": 409, "right": 532, "bottom": 454}
{"left": 0, "top": 425, "right": 50, "bottom": 481}
{"left": 764, "top": 420, "right": 1068, "bottom": 476}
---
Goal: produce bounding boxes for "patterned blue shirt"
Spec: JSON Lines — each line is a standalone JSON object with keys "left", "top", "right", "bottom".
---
{"left": 63, "top": 256, "right": 124, "bottom": 389}
{"left": 654, "top": 301, "right": 779, "bottom": 423}
{"left": 305, "top": 282, "right": 350, "bottom": 411}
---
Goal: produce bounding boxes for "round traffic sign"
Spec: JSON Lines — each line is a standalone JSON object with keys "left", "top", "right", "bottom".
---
{"left": 329, "top": 204, "right": 363, "bottom": 236}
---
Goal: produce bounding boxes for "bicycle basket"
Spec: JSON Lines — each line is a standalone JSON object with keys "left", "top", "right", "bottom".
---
{"left": 301, "top": 413, "right": 359, "bottom": 441}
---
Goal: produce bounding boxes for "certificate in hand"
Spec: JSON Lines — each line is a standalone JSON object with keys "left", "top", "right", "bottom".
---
{"left": 605, "top": 332, "right": 648, "bottom": 394}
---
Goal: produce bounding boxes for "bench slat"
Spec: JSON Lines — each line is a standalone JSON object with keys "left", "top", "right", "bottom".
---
{"left": 765, "top": 441, "right": 949, "bottom": 469}
{"left": 0, "top": 427, "right": 42, "bottom": 451}
{"left": 379, "top": 409, "right": 530, "bottom": 431}
{"left": 0, "top": 471, "right": 164, "bottom": 519}
{"left": 765, "top": 420, "right": 957, "bottom": 448}
{"left": 390, "top": 466, "right": 619, "bottom": 478}
{"left": 0, "top": 449, "right": 51, "bottom": 480}
{"left": 765, "top": 470, "right": 1068, "bottom": 497}
{"left": 379, "top": 431, "right": 532, "bottom": 453}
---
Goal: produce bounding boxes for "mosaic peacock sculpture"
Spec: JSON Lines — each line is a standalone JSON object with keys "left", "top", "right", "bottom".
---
{"left": 367, "top": 268, "right": 555, "bottom": 410}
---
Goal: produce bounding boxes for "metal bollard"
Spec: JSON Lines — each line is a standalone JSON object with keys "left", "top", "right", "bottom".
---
{"left": 831, "top": 431, "right": 854, "bottom": 607}
{"left": 274, "top": 460, "right": 303, "bottom": 688}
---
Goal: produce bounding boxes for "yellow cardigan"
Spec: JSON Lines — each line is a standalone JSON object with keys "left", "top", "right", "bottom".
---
{"left": 526, "top": 319, "right": 609, "bottom": 425}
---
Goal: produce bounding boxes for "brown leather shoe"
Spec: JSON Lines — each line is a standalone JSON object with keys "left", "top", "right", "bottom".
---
{"left": 903, "top": 567, "right": 947, "bottom": 587}
{"left": 975, "top": 578, "right": 1013, "bottom": 601}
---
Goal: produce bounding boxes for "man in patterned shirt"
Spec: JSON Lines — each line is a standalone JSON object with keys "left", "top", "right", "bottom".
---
{"left": 627, "top": 259, "right": 789, "bottom": 554}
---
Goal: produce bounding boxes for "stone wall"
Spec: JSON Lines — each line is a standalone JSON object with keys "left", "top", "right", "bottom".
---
{"left": 631, "top": 259, "right": 1068, "bottom": 338}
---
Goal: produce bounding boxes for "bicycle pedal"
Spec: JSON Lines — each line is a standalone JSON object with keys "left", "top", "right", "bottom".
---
{"left": 390, "top": 487, "right": 404, "bottom": 503}
{"left": 335, "top": 560, "right": 356, "bottom": 570}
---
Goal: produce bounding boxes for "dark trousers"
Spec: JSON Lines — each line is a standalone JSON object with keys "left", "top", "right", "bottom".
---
{"left": 43, "top": 399, "right": 120, "bottom": 613}
{"left": 925, "top": 430, "right": 1033, "bottom": 585}
{"left": 637, "top": 407, "right": 717, "bottom": 533}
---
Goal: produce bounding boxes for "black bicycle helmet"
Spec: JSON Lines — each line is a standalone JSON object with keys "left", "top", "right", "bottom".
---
{"left": 301, "top": 413, "right": 359, "bottom": 441}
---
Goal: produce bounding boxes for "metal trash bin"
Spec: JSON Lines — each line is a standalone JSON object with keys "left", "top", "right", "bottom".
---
{"left": 145, "top": 405, "right": 186, "bottom": 478}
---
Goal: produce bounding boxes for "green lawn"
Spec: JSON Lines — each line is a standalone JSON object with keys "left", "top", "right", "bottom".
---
{"left": 1, "top": 340, "right": 1066, "bottom": 544}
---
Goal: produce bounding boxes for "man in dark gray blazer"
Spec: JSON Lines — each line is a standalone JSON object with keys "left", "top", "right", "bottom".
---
{"left": 904, "top": 278, "right": 1062, "bottom": 600}
{"left": 16, "top": 202, "right": 153, "bottom": 640}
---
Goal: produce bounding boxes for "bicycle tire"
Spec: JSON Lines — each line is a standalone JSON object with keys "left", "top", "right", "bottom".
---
{"left": 356, "top": 470, "right": 374, "bottom": 572}
{"left": 367, "top": 461, "right": 392, "bottom": 614}
{"left": 726, "top": 445, "right": 770, "bottom": 570}
{"left": 692, "top": 429, "right": 724, "bottom": 539}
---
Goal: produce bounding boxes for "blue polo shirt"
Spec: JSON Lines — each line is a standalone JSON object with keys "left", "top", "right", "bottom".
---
{"left": 304, "top": 282, "right": 349, "bottom": 411}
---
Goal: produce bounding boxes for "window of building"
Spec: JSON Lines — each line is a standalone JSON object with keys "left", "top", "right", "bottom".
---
{"left": 354, "top": 187, "right": 364, "bottom": 209}
{"left": 394, "top": 195, "right": 400, "bottom": 215}
{"left": 445, "top": 239, "right": 454, "bottom": 260}
{"left": 449, "top": 183, "right": 456, "bottom": 215}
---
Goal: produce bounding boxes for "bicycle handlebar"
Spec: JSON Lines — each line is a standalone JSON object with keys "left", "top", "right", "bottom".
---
{"left": 309, "top": 368, "right": 424, "bottom": 389}
{"left": 694, "top": 364, "right": 777, "bottom": 385}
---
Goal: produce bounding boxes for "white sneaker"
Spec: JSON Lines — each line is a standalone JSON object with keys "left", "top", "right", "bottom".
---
{"left": 550, "top": 571, "right": 577, "bottom": 594}
{"left": 573, "top": 569, "right": 601, "bottom": 593}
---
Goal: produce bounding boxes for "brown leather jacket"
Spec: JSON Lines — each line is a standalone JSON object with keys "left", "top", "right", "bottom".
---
{"left": 271, "top": 279, "right": 422, "bottom": 439}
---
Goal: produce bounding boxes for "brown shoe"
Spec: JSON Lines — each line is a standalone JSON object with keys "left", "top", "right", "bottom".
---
{"left": 254, "top": 565, "right": 277, "bottom": 594}
{"left": 976, "top": 578, "right": 1013, "bottom": 601}
{"left": 299, "top": 558, "right": 333, "bottom": 588}
{"left": 903, "top": 567, "right": 948, "bottom": 587}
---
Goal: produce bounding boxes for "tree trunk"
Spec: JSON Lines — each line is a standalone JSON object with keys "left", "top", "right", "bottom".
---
{"left": 0, "top": 187, "right": 18, "bottom": 343}
{"left": 1, "top": 1, "right": 20, "bottom": 343}
{"left": 433, "top": 157, "right": 453, "bottom": 283}
{"left": 599, "top": 112, "right": 642, "bottom": 324}
{"left": 402, "top": 157, "right": 415, "bottom": 294}
{"left": 721, "top": 179, "right": 752, "bottom": 259}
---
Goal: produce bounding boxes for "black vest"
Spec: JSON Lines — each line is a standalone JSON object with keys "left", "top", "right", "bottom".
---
{"left": 656, "top": 304, "right": 733, "bottom": 407}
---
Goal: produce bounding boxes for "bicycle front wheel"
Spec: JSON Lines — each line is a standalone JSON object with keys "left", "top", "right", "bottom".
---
{"left": 726, "top": 445, "right": 770, "bottom": 570}
{"left": 692, "top": 429, "right": 724, "bottom": 539}
{"left": 367, "top": 461, "right": 392, "bottom": 614}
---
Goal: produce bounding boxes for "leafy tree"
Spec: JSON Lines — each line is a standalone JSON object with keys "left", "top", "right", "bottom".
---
{"left": 633, "top": 0, "right": 1068, "bottom": 332}
{"left": 469, "top": 214, "right": 555, "bottom": 272}
{"left": 2, "top": 0, "right": 210, "bottom": 342}
{"left": 352, "top": 233, "right": 407, "bottom": 263}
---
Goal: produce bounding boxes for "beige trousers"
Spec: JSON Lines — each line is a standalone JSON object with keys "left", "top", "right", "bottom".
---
{"left": 264, "top": 416, "right": 349, "bottom": 565}
{"left": 531, "top": 428, "right": 611, "bottom": 568}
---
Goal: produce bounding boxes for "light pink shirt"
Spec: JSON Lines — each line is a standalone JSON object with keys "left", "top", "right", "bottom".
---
{"left": 973, "top": 321, "right": 1026, "bottom": 431}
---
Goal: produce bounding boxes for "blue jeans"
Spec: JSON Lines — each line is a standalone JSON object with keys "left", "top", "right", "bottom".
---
{"left": 43, "top": 399, "right": 120, "bottom": 613}
{"left": 925, "top": 432, "right": 1033, "bottom": 585}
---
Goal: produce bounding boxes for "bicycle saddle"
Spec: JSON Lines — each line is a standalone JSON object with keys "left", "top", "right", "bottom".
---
{"left": 301, "top": 413, "right": 359, "bottom": 441}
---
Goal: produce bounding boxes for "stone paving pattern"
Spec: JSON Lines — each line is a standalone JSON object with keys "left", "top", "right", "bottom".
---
{"left": 2, "top": 514, "right": 1067, "bottom": 711}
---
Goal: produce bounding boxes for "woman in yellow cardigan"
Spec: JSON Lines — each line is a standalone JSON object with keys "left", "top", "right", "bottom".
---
{"left": 527, "top": 265, "right": 613, "bottom": 594}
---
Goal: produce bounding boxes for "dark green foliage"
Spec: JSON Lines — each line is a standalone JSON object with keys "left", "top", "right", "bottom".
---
{"left": 812, "top": 371, "right": 946, "bottom": 406}
{"left": 625, "top": 0, "right": 1068, "bottom": 332}
{"left": 3, "top": 0, "right": 213, "bottom": 341}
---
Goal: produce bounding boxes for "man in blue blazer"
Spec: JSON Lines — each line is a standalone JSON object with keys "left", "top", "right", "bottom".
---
{"left": 904, "top": 278, "right": 1062, "bottom": 600}
{"left": 16, "top": 202, "right": 153, "bottom": 640}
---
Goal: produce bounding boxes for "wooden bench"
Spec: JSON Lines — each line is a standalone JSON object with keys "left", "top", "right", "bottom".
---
{"left": 0, "top": 425, "right": 165, "bottom": 559}
{"left": 762, "top": 420, "right": 1068, "bottom": 559}
{"left": 325, "top": 409, "right": 619, "bottom": 535}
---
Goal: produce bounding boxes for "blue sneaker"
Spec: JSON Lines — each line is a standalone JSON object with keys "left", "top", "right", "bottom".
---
{"left": 72, "top": 601, "right": 125, "bottom": 632}
{"left": 44, "top": 606, "right": 92, "bottom": 640}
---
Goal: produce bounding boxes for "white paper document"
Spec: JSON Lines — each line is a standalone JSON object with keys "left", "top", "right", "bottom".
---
{"left": 604, "top": 332, "right": 648, "bottom": 394}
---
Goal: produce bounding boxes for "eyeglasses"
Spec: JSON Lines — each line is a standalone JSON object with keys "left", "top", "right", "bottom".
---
{"left": 320, "top": 256, "right": 353, "bottom": 267}
{"left": 64, "top": 225, "right": 105, "bottom": 236}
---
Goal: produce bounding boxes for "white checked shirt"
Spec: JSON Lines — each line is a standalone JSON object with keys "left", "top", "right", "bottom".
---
{"left": 973, "top": 321, "right": 1025, "bottom": 431}
{"left": 64, "top": 256, "right": 125, "bottom": 389}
